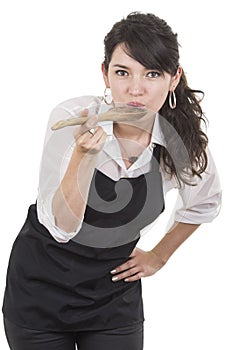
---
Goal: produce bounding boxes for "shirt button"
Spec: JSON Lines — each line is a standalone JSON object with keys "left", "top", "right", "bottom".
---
{"left": 151, "top": 142, "right": 156, "bottom": 148}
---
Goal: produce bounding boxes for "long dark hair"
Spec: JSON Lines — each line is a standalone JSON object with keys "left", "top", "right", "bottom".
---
{"left": 103, "top": 12, "right": 208, "bottom": 185}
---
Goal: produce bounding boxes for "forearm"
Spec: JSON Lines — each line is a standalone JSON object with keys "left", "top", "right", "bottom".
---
{"left": 52, "top": 146, "right": 96, "bottom": 232}
{"left": 151, "top": 222, "right": 200, "bottom": 264}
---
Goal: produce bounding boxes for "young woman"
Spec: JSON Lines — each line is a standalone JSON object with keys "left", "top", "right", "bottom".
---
{"left": 2, "top": 12, "right": 221, "bottom": 350}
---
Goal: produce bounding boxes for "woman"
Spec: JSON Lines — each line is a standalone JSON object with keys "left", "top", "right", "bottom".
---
{"left": 2, "top": 12, "right": 221, "bottom": 350}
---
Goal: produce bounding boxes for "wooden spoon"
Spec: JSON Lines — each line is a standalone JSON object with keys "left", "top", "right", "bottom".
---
{"left": 51, "top": 106, "right": 148, "bottom": 130}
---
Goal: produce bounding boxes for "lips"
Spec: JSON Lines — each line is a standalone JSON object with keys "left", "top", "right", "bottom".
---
{"left": 127, "top": 102, "right": 145, "bottom": 108}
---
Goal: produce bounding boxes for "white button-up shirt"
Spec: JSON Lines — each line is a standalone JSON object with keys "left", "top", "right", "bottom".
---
{"left": 37, "top": 96, "right": 221, "bottom": 243}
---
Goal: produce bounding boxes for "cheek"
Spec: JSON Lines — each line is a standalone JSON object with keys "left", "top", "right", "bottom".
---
{"left": 156, "top": 76, "right": 172, "bottom": 102}
{"left": 148, "top": 86, "right": 170, "bottom": 111}
{"left": 160, "top": 89, "right": 170, "bottom": 104}
{"left": 109, "top": 81, "right": 125, "bottom": 100}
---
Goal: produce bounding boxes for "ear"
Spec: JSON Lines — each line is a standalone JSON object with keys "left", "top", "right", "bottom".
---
{"left": 170, "top": 66, "right": 182, "bottom": 91}
{"left": 101, "top": 62, "right": 110, "bottom": 88}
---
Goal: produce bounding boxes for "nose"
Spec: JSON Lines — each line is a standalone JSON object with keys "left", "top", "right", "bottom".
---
{"left": 128, "top": 77, "right": 145, "bottom": 97}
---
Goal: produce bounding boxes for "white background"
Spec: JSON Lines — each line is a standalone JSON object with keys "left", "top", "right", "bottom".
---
{"left": 0, "top": 1, "right": 231, "bottom": 349}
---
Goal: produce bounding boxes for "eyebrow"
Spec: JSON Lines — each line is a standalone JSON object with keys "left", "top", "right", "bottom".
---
{"left": 112, "top": 64, "right": 130, "bottom": 69}
{"left": 112, "top": 64, "right": 162, "bottom": 72}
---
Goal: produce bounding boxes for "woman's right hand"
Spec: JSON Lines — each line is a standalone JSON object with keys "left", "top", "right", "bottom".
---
{"left": 73, "top": 110, "right": 107, "bottom": 155}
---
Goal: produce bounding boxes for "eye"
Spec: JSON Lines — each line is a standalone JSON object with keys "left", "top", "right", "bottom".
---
{"left": 146, "top": 71, "right": 161, "bottom": 78}
{"left": 115, "top": 70, "right": 129, "bottom": 77}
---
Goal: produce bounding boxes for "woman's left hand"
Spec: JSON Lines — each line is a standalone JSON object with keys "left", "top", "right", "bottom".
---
{"left": 110, "top": 247, "right": 165, "bottom": 283}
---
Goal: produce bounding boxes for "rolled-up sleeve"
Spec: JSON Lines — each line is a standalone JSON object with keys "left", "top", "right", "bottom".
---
{"left": 174, "top": 147, "right": 222, "bottom": 224}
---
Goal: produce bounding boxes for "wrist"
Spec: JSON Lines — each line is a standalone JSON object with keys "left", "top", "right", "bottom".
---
{"left": 74, "top": 145, "right": 98, "bottom": 162}
{"left": 149, "top": 249, "right": 167, "bottom": 267}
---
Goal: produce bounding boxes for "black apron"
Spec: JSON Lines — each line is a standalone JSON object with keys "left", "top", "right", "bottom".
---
{"left": 2, "top": 146, "right": 164, "bottom": 332}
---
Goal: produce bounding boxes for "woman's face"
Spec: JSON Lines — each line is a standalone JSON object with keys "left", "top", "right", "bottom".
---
{"left": 102, "top": 44, "right": 181, "bottom": 113}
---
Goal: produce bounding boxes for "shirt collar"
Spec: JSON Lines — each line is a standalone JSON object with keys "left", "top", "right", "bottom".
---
{"left": 151, "top": 113, "right": 167, "bottom": 147}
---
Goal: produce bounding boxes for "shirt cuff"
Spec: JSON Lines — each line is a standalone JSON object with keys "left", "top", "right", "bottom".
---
{"left": 36, "top": 193, "right": 83, "bottom": 243}
{"left": 174, "top": 192, "right": 222, "bottom": 224}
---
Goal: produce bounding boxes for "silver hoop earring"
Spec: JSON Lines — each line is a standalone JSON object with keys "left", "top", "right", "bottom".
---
{"left": 169, "top": 90, "right": 176, "bottom": 109}
{"left": 104, "top": 87, "right": 113, "bottom": 105}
